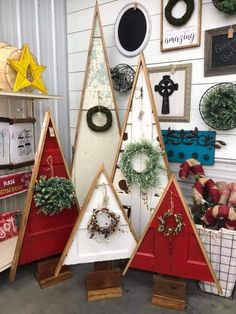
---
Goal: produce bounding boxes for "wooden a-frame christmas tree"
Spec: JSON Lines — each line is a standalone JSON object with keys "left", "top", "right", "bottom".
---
{"left": 55, "top": 164, "right": 137, "bottom": 276}
{"left": 111, "top": 53, "right": 170, "bottom": 238}
{"left": 123, "top": 175, "right": 222, "bottom": 294}
{"left": 9, "top": 112, "right": 79, "bottom": 282}
{"left": 71, "top": 2, "right": 121, "bottom": 205}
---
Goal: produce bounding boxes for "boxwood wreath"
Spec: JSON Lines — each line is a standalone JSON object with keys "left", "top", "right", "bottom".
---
{"left": 34, "top": 176, "right": 76, "bottom": 216}
{"left": 165, "top": 0, "right": 195, "bottom": 27}
{"left": 87, "top": 207, "right": 121, "bottom": 239}
{"left": 212, "top": 0, "right": 236, "bottom": 14}
{"left": 199, "top": 83, "right": 236, "bottom": 130}
{"left": 86, "top": 105, "right": 112, "bottom": 132}
{"left": 120, "top": 140, "right": 165, "bottom": 192}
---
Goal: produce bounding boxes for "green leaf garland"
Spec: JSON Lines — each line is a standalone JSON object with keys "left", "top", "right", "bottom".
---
{"left": 120, "top": 140, "right": 165, "bottom": 192}
{"left": 34, "top": 176, "right": 76, "bottom": 216}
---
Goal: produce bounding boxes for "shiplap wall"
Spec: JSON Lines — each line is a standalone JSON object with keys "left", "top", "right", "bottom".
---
{"left": 0, "top": 0, "right": 69, "bottom": 213}
{"left": 67, "top": 0, "right": 236, "bottom": 202}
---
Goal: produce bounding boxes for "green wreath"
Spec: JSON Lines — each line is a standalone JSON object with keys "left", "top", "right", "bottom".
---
{"left": 212, "top": 0, "right": 236, "bottom": 14}
{"left": 86, "top": 106, "right": 112, "bottom": 132}
{"left": 165, "top": 0, "right": 195, "bottom": 27}
{"left": 34, "top": 176, "right": 76, "bottom": 216}
{"left": 199, "top": 83, "right": 236, "bottom": 130}
{"left": 120, "top": 140, "right": 164, "bottom": 191}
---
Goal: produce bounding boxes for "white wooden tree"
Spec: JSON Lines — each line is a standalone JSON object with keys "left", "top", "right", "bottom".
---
{"left": 71, "top": 3, "right": 120, "bottom": 205}
{"left": 111, "top": 53, "right": 171, "bottom": 238}
{"left": 55, "top": 164, "right": 137, "bottom": 274}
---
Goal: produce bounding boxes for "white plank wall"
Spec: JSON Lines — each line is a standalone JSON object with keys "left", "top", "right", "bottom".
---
{"left": 67, "top": 0, "right": 236, "bottom": 203}
{"left": 0, "top": 0, "right": 70, "bottom": 214}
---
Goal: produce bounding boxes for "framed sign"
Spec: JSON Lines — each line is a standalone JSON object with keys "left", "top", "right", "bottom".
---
{"left": 149, "top": 63, "right": 192, "bottom": 122}
{"left": 114, "top": 2, "right": 151, "bottom": 57}
{"left": 0, "top": 118, "right": 35, "bottom": 168}
{"left": 161, "top": 0, "right": 202, "bottom": 51}
{"left": 0, "top": 118, "right": 10, "bottom": 165}
{"left": 204, "top": 25, "right": 236, "bottom": 77}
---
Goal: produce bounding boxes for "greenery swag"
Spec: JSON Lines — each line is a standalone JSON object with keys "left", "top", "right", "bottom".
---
{"left": 86, "top": 106, "right": 112, "bottom": 132}
{"left": 157, "top": 209, "right": 185, "bottom": 236}
{"left": 34, "top": 176, "right": 76, "bottom": 216}
{"left": 165, "top": 0, "right": 195, "bottom": 27}
{"left": 199, "top": 83, "right": 236, "bottom": 130}
{"left": 120, "top": 140, "right": 164, "bottom": 192}
{"left": 87, "top": 207, "right": 121, "bottom": 239}
{"left": 212, "top": 0, "right": 236, "bottom": 14}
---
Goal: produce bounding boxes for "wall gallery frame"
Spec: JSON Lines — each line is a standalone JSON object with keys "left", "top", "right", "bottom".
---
{"left": 149, "top": 63, "right": 192, "bottom": 122}
{"left": 204, "top": 25, "right": 236, "bottom": 77}
{"left": 161, "top": 0, "right": 202, "bottom": 52}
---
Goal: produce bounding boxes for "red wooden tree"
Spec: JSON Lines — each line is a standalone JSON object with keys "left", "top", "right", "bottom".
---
{"left": 123, "top": 176, "right": 221, "bottom": 293}
{"left": 10, "top": 112, "right": 79, "bottom": 281}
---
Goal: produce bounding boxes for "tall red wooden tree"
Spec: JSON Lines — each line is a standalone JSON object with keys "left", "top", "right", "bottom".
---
{"left": 9, "top": 112, "right": 79, "bottom": 281}
{"left": 123, "top": 175, "right": 222, "bottom": 293}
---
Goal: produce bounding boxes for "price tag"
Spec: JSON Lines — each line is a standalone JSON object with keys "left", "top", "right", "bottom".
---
{"left": 228, "top": 26, "right": 234, "bottom": 39}
{"left": 49, "top": 127, "right": 55, "bottom": 137}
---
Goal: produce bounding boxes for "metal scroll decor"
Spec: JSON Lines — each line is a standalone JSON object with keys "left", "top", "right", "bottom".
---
{"left": 162, "top": 128, "right": 225, "bottom": 165}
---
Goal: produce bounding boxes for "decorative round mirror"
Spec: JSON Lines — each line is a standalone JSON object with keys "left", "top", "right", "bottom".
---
{"left": 114, "top": 3, "right": 152, "bottom": 57}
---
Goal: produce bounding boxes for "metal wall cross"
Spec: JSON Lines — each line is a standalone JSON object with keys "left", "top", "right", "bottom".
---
{"left": 154, "top": 75, "right": 178, "bottom": 114}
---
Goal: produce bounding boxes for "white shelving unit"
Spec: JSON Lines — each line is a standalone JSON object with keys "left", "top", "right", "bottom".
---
{"left": 0, "top": 90, "right": 61, "bottom": 272}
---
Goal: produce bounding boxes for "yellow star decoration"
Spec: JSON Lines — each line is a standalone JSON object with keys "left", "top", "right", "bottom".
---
{"left": 8, "top": 44, "right": 48, "bottom": 94}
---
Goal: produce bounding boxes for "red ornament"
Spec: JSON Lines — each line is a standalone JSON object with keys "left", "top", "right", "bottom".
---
{"left": 123, "top": 176, "right": 221, "bottom": 289}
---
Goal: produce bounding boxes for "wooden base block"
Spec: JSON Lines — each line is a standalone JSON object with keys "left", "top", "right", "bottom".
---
{"left": 88, "top": 286, "right": 123, "bottom": 301}
{"left": 35, "top": 256, "right": 72, "bottom": 289}
{"left": 151, "top": 274, "right": 186, "bottom": 311}
{"left": 86, "top": 268, "right": 122, "bottom": 301}
{"left": 94, "top": 261, "right": 112, "bottom": 271}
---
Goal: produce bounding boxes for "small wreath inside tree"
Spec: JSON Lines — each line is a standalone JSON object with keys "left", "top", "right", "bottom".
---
{"left": 34, "top": 176, "right": 76, "bottom": 216}
{"left": 165, "top": 0, "right": 195, "bottom": 27}
{"left": 86, "top": 105, "right": 113, "bottom": 132}
{"left": 87, "top": 207, "right": 121, "bottom": 239}
{"left": 157, "top": 209, "right": 185, "bottom": 236}
{"left": 120, "top": 140, "right": 165, "bottom": 192}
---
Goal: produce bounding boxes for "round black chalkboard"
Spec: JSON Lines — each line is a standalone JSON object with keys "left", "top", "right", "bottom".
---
{"left": 115, "top": 3, "right": 151, "bottom": 57}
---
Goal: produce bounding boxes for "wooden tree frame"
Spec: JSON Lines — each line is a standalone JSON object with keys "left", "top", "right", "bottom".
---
{"left": 123, "top": 175, "right": 222, "bottom": 295}
{"left": 54, "top": 164, "right": 138, "bottom": 276}
{"left": 71, "top": 2, "right": 121, "bottom": 205}
{"left": 111, "top": 53, "right": 171, "bottom": 238}
{"left": 9, "top": 111, "right": 79, "bottom": 282}
{"left": 161, "top": 0, "right": 202, "bottom": 52}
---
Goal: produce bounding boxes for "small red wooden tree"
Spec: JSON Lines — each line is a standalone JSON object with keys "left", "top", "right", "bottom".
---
{"left": 123, "top": 175, "right": 221, "bottom": 293}
{"left": 10, "top": 112, "right": 79, "bottom": 281}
